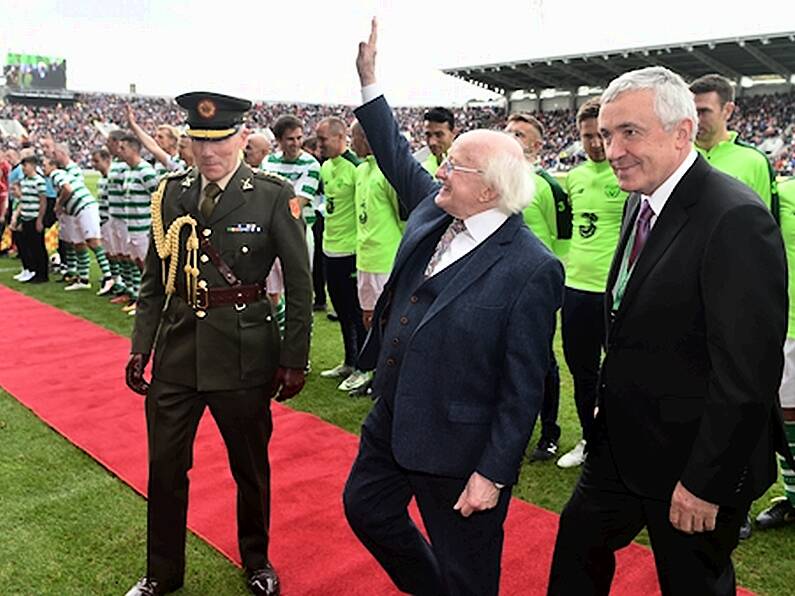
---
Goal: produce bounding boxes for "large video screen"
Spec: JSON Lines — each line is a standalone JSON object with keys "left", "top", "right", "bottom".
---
{"left": 4, "top": 53, "right": 67, "bottom": 90}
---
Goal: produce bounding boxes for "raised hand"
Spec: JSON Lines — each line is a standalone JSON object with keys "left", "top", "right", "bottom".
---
{"left": 356, "top": 17, "right": 378, "bottom": 87}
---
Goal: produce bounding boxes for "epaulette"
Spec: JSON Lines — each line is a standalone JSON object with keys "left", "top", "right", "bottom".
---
{"left": 254, "top": 169, "right": 291, "bottom": 187}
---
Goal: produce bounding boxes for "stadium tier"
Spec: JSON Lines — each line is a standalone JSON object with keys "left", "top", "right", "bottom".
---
{"left": 0, "top": 90, "right": 793, "bottom": 175}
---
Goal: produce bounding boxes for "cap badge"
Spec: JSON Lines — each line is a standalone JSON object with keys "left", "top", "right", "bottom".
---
{"left": 197, "top": 99, "right": 217, "bottom": 120}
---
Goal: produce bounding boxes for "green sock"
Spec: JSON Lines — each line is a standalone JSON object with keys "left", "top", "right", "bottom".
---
{"left": 130, "top": 265, "right": 142, "bottom": 300}
{"left": 121, "top": 261, "right": 135, "bottom": 296}
{"left": 65, "top": 245, "right": 77, "bottom": 276}
{"left": 91, "top": 245, "right": 112, "bottom": 279}
{"left": 783, "top": 421, "right": 795, "bottom": 505}
{"left": 76, "top": 250, "right": 90, "bottom": 281}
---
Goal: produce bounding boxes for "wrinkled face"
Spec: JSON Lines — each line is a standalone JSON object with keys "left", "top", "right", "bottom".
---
{"left": 694, "top": 91, "right": 732, "bottom": 146}
{"left": 155, "top": 127, "right": 178, "bottom": 153}
{"left": 243, "top": 137, "right": 270, "bottom": 167}
{"left": 578, "top": 118, "right": 605, "bottom": 163}
{"left": 505, "top": 120, "right": 542, "bottom": 161}
{"left": 424, "top": 120, "right": 454, "bottom": 159}
{"left": 278, "top": 126, "right": 304, "bottom": 161}
{"left": 315, "top": 122, "right": 345, "bottom": 160}
{"left": 350, "top": 125, "right": 371, "bottom": 158}
{"left": 599, "top": 89, "right": 693, "bottom": 196}
{"left": 434, "top": 136, "right": 492, "bottom": 219}
{"left": 192, "top": 129, "right": 248, "bottom": 181}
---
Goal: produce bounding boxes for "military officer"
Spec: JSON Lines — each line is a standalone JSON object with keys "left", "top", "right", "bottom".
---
{"left": 125, "top": 92, "right": 313, "bottom": 596}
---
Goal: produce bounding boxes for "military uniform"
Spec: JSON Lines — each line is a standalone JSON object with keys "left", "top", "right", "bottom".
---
{"left": 127, "top": 92, "right": 312, "bottom": 596}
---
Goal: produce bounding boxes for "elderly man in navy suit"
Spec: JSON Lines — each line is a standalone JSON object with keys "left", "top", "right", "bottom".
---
{"left": 342, "top": 20, "right": 564, "bottom": 596}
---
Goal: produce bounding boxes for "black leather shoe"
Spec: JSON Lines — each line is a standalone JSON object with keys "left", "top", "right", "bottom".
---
{"left": 125, "top": 577, "right": 163, "bottom": 596}
{"left": 530, "top": 438, "right": 558, "bottom": 462}
{"left": 738, "top": 514, "right": 752, "bottom": 540}
{"left": 247, "top": 563, "right": 281, "bottom": 596}
{"left": 756, "top": 497, "right": 795, "bottom": 530}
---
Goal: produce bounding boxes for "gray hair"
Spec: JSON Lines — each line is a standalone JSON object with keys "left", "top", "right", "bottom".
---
{"left": 601, "top": 66, "right": 698, "bottom": 142}
{"left": 482, "top": 145, "right": 535, "bottom": 214}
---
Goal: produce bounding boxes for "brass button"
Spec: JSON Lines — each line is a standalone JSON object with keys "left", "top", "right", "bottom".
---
{"left": 386, "top": 357, "right": 397, "bottom": 367}
{"left": 202, "top": 229, "right": 212, "bottom": 237}
{"left": 197, "top": 280, "right": 208, "bottom": 289}
{"left": 241, "top": 246, "right": 249, "bottom": 254}
{"left": 410, "top": 295, "right": 419, "bottom": 304}
{"left": 195, "top": 310, "right": 207, "bottom": 319}
{"left": 399, "top": 316, "right": 408, "bottom": 325}
{"left": 200, "top": 254, "right": 209, "bottom": 263}
{"left": 266, "top": 315, "right": 272, "bottom": 322}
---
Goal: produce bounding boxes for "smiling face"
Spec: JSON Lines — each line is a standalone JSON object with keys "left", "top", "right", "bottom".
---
{"left": 192, "top": 129, "right": 248, "bottom": 181}
{"left": 599, "top": 89, "right": 693, "bottom": 196}
{"left": 578, "top": 117, "right": 606, "bottom": 163}
{"left": 424, "top": 120, "right": 455, "bottom": 159}
{"left": 278, "top": 126, "right": 304, "bottom": 161}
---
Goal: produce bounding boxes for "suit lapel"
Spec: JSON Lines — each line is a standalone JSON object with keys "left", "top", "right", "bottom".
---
{"left": 388, "top": 198, "right": 449, "bottom": 286}
{"left": 610, "top": 156, "right": 707, "bottom": 332}
{"left": 208, "top": 163, "right": 251, "bottom": 225}
{"left": 414, "top": 215, "right": 521, "bottom": 335}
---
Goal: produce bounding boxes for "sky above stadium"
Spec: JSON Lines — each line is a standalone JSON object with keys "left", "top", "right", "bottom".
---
{"left": 1, "top": 0, "right": 794, "bottom": 106}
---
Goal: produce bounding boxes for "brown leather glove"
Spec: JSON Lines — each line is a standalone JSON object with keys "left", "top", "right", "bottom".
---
{"left": 270, "top": 367, "right": 306, "bottom": 402}
{"left": 125, "top": 352, "right": 150, "bottom": 395}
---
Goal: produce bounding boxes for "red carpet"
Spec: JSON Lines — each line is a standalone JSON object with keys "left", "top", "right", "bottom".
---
{"left": 0, "top": 284, "right": 752, "bottom": 595}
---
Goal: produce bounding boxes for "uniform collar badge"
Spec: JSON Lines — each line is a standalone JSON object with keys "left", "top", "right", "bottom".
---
{"left": 181, "top": 175, "right": 195, "bottom": 188}
{"left": 241, "top": 177, "right": 254, "bottom": 191}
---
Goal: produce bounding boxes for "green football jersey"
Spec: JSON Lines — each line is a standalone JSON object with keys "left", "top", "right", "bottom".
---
{"left": 523, "top": 166, "right": 571, "bottom": 259}
{"left": 565, "top": 159, "right": 628, "bottom": 292}
{"left": 695, "top": 131, "right": 778, "bottom": 212}
{"left": 354, "top": 155, "right": 404, "bottom": 273}
{"left": 321, "top": 149, "right": 360, "bottom": 254}
{"left": 778, "top": 178, "right": 795, "bottom": 338}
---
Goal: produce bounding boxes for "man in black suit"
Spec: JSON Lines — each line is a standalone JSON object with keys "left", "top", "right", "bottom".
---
{"left": 343, "top": 20, "right": 564, "bottom": 596}
{"left": 548, "top": 66, "right": 790, "bottom": 595}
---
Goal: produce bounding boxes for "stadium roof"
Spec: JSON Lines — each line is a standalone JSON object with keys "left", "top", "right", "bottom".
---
{"left": 443, "top": 31, "right": 795, "bottom": 94}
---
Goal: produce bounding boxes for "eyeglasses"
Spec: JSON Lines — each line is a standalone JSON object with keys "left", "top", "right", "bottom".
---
{"left": 438, "top": 159, "right": 483, "bottom": 176}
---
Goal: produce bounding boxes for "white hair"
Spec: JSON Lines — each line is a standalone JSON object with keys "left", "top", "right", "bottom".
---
{"left": 601, "top": 66, "right": 698, "bottom": 142}
{"left": 482, "top": 149, "right": 535, "bottom": 215}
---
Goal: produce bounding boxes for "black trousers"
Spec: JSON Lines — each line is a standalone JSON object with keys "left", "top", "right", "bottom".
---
{"left": 561, "top": 287, "right": 604, "bottom": 441}
{"left": 325, "top": 253, "right": 365, "bottom": 367}
{"left": 343, "top": 399, "right": 512, "bottom": 596}
{"left": 548, "top": 432, "right": 747, "bottom": 596}
{"left": 19, "top": 219, "right": 48, "bottom": 279}
{"left": 311, "top": 213, "right": 326, "bottom": 307}
{"left": 145, "top": 379, "right": 272, "bottom": 589}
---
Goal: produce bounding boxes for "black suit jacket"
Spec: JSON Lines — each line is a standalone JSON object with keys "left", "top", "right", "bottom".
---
{"left": 598, "top": 154, "right": 788, "bottom": 505}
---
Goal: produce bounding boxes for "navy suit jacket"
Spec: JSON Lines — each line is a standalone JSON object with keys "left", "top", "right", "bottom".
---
{"left": 354, "top": 96, "right": 564, "bottom": 485}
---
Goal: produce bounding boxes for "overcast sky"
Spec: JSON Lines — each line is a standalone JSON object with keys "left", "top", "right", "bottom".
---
{"left": 1, "top": 0, "right": 793, "bottom": 105}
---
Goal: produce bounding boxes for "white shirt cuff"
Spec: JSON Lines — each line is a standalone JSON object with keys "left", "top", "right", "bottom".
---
{"left": 361, "top": 84, "right": 383, "bottom": 105}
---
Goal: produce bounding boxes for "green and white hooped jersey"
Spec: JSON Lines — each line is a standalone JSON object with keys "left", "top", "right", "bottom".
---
{"left": 51, "top": 167, "right": 96, "bottom": 217}
{"left": 19, "top": 175, "right": 47, "bottom": 221}
{"left": 107, "top": 159, "right": 130, "bottom": 219}
{"left": 262, "top": 151, "right": 321, "bottom": 203}
{"left": 97, "top": 176, "right": 109, "bottom": 224}
{"left": 154, "top": 155, "right": 187, "bottom": 180}
{"left": 122, "top": 161, "right": 159, "bottom": 233}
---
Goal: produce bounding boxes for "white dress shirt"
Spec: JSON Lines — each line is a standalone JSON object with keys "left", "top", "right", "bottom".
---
{"left": 429, "top": 209, "right": 508, "bottom": 277}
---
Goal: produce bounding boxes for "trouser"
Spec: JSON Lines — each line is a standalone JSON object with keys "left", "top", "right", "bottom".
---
{"left": 548, "top": 432, "right": 747, "bottom": 596}
{"left": 537, "top": 352, "right": 561, "bottom": 442}
{"left": 19, "top": 219, "right": 48, "bottom": 279}
{"left": 312, "top": 213, "right": 326, "bottom": 306}
{"left": 325, "top": 253, "right": 366, "bottom": 367}
{"left": 145, "top": 379, "right": 273, "bottom": 589}
{"left": 343, "top": 398, "right": 512, "bottom": 596}
{"left": 561, "top": 288, "right": 604, "bottom": 442}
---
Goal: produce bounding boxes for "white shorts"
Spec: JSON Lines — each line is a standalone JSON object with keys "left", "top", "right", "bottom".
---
{"left": 127, "top": 232, "right": 149, "bottom": 262}
{"left": 59, "top": 213, "right": 78, "bottom": 243}
{"left": 72, "top": 203, "right": 101, "bottom": 242}
{"left": 100, "top": 219, "right": 114, "bottom": 251}
{"left": 780, "top": 337, "right": 795, "bottom": 408}
{"left": 266, "top": 258, "right": 284, "bottom": 295}
{"left": 109, "top": 217, "right": 129, "bottom": 256}
{"left": 357, "top": 271, "right": 389, "bottom": 311}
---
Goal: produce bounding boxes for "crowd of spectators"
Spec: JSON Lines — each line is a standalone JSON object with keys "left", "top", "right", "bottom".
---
{"left": 0, "top": 89, "right": 793, "bottom": 174}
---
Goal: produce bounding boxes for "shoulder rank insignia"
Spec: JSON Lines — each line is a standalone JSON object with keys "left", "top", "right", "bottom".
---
{"left": 241, "top": 177, "right": 254, "bottom": 191}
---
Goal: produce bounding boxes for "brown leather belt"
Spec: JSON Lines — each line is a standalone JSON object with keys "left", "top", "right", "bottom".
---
{"left": 194, "top": 282, "right": 266, "bottom": 309}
